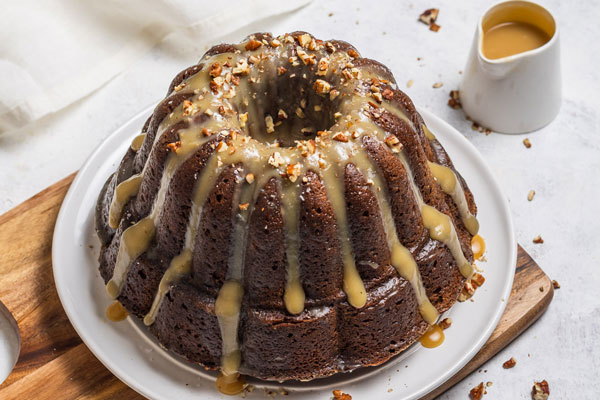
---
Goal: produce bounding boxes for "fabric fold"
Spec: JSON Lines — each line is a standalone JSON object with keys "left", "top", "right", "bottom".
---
{"left": 0, "top": 0, "right": 311, "bottom": 133}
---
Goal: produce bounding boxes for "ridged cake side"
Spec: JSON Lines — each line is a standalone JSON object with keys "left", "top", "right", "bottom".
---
{"left": 95, "top": 32, "right": 479, "bottom": 382}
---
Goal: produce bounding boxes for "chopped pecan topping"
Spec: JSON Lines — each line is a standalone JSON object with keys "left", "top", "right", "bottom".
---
{"left": 216, "top": 141, "right": 228, "bottom": 153}
{"left": 239, "top": 112, "right": 248, "bottom": 127}
{"left": 472, "top": 272, "right": 485, "bottom": 288}
{"left": 167, "top": 141, "right": 181, "bottom": 153}
{"left": 297, "top": 48, "right": 316, "bottom": 65}
{"left": 430, "top": 22, "right": 441, "bottom": 32}
{"left": 286, "top": 163, "right": 302, "bottom": 182}
{"left": 277, "top": 109, "right": 288, "bottom": 120}
{"left": 268, "top": 151, "right": 284, "bottom": 168}
{"left": 531, "top": 380, "right": 550, "bottom": 400}
{"left": 329, "top": 89, "right": 340, "bottom": 100}
{"left": 209, "top": 79, "right": 221, "bottom": 94}
{"left": 238, "top": 203, "right": 249, "bottom": 211}
{"left": 174, "top": 82, "right": 186, "bottom": 92}
{"left": 314, "top": 79, "right": 332, "bottom": 95}
{"left": 245, "top": 39, "right": 263, "bottom": 51}
{"left": 448, "top": 90, "right": 462, "bottom": 109}
{"left": 458, "top": 280, "right": 476, "bottom": 302}
{"left": 277, "top": 66, "right": 287, "bottom": 76}
{"left": 439, "top": 317, "right": 452, "bottom": 330}
{"left": 385, "top": 135, "right": 403, "bottom": 152}
{"left": 232, "top": 59, "right": 250, "bottom": 76}
{"left": 332, "top": 132, "right": 349, "bottom": 142}
{"left": 270, "top": 39, "right": 281, "bottom": 47}
{"left": 316, "top": 57, "right": 329, "bottom": 76}
{"left": 265, "top": 115, "right": 275, "bottom": 133}
{"left": 306, "top": 139, "right": 316, "bottom": 154}
{"left": 297, "top": 33, "right": 311, "bottom": 48}
{"left": 209, "top": 62, "right": 222, "bottom": 78}
{"left": 382, "top": 88, "right": 394, "bottom": 100}
{"left": 342, "top": 68, "right": 354, "bottom": 81}
{"left": 470, "top": 119, "right": 492, "bottom": 135}
{"left": 347, "top": 49, "right": 359, "bottom": 58}
{"left": 503, "top": 357, "right": 517, "bottom": 369}
{"left": 419, "top": 8, "right": 439, "bottom": 26}
{"left": 245, "top": 173, "right": 255, "bottom": 184}
{"left": 182, "top": 99, "right": 194, "bottom": 116}
{"left": 307, "top": 38, "right": 318, "bottom": 51}
{"left": 469, "top": 382, "right": 485, "bottom": 400}
{"left": 332, "top": 390, "right": 352, "bottom": 400}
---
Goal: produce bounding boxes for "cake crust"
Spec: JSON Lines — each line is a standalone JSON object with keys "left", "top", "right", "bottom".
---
{"left": 95, "top": 31, "right": 478, "bottom": 382}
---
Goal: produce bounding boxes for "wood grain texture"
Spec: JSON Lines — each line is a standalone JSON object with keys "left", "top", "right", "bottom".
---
{"left": 421, "top": 246, "right": 554, "bottom": 400}
{"left": 0, "top": 174, "right": 552, "bottom": 399}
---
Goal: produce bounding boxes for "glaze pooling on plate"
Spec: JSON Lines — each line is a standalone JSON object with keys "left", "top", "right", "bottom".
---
{"left": 96, "top": 32, "right": 483, "bottom": 385}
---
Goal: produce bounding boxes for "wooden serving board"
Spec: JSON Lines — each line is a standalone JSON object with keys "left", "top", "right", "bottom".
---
{"left": 0, "top": 174, "right": 554, "bottom": 400}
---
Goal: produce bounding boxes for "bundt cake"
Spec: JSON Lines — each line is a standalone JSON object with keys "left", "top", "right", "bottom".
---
{"left": 95, "top": 31, "right": 482, "bottom": 392}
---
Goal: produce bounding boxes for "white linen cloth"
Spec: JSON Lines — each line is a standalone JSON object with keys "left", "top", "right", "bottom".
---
{"left": 0, "top": 0, "right": 310, "bottom": 133}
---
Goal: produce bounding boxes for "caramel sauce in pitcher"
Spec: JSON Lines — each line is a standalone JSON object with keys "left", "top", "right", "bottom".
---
{"left": 481, "top": 1, "right": 555, "bottom": 60}
{"left": 483, "top": 21, "right": 550, "bottom": 59}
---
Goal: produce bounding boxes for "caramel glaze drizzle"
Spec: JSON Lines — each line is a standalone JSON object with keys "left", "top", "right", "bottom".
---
{"left": 106, "top": 301, "right": 128, "bottom": 322}
{"left": 427, "top": 161, "right": 479, "bottom": 236}
{"left": 104, "top": 32, "right": 479, "bottom": 386}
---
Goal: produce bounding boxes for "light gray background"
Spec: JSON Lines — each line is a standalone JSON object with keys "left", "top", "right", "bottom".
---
{"left": 1, "top": 1, "right": 598, "bottom": 398}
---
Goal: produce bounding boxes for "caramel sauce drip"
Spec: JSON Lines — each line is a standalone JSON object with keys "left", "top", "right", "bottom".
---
{"left": 105, "top": 301, "right": 128, "bottom": 322}
{"left": 471, "top": 234, "right": 486, "bottom": 261}
{"left": 130, "top": 133, "right": 146, "bottom": 152}
{"left": 420, "top": 324, "right": 445, "bottom": 348}
{"left": 428, "top": 161, "right": 479, "bottom": 236}
{"left": 216, "top": 372, "right": 246, "bottom": 396}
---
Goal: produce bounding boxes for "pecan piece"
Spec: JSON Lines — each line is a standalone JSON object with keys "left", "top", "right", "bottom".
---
{"left": 503, "top": 357, "right": 517, "bottom": 369}
{"left": 469, "top": 382, "right": 485, "bottom": 400}
{"left": 245, "top": 39, "right": 263, "bottom": 51}
{"left": 531, "top": 380, "right": 550, "bottom": 400}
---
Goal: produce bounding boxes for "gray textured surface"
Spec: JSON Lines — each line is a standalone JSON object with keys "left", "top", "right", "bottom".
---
{"left": 1, "top": 1, "right": 598, "bottom": 398}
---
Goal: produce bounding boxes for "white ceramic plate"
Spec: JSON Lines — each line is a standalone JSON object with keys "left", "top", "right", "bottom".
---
{"left": 52, "top": 106, "right": 516, "bottom": 400}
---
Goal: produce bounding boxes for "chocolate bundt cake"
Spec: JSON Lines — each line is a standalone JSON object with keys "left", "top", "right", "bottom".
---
{"left": 95, "top": 31, "right": 482, "bottom": 390}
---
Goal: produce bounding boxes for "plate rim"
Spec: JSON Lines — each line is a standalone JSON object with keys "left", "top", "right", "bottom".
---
{"left": 51, "top": 105, "right": 516, "bottom": 400}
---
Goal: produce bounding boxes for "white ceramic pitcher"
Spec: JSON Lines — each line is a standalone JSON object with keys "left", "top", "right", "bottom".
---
{"left": 459, "top": 1, "right": 561, "bottom": 134}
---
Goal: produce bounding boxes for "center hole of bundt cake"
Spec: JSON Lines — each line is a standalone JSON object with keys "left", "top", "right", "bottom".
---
{"left": 245, "top": 75, "right": 336, "bottom": 147}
